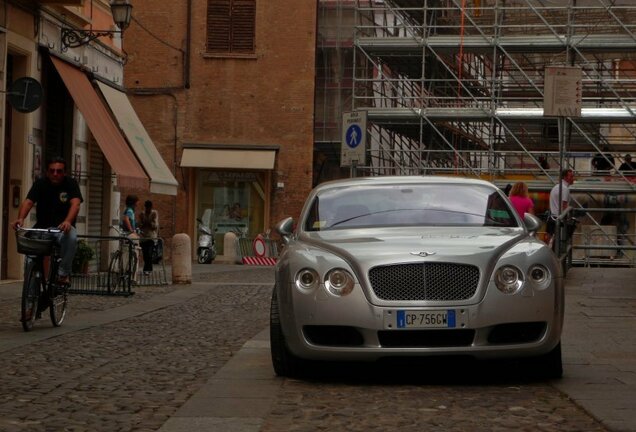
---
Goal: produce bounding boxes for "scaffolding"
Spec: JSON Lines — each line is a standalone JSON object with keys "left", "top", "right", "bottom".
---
{"left": 316, "top": 0, "right": 636, "bottom": 265}
{"left": 352, "top": 0, "right": 636, "bottom": 185}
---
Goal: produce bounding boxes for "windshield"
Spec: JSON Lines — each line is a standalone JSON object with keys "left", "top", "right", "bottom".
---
{"left": 303, "top": 183, "right": 518, "bottom": 231}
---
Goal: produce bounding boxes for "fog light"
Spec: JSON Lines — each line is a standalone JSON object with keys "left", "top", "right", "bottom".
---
{"left": 325, "top": 268, "right": 354, "bottom": 296}
{"left": 495, "top": 265, "right": 524, "bottom": 294}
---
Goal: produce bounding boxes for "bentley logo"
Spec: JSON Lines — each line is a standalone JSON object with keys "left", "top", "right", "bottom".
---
{"left": 410, "top": 251, "right": 436, "bottom": 257}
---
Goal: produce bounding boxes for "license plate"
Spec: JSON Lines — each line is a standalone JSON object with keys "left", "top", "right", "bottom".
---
{"left": 396, "top": 310, "right": 456, "bottom": 329}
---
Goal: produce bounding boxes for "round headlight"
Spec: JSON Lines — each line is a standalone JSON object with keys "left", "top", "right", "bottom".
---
{"left": 295, "top": 268, "right": 320, "bottom": 291}
{"left": 529, "top": 265, "right": 551, "bottom": 289}
{"left": 495, "top": 265, "right": 524, "bottom": 294}
{"left": 325, "top": 268, "right": 355, "bottom": 296}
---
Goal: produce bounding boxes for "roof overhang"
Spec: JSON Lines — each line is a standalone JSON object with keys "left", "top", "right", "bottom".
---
{"left": 180, "top": 144, "right": 279, "bottom": 170}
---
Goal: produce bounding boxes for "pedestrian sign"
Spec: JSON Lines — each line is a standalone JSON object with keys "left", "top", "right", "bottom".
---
{"left": 341, "top": 111, "right": 367, "bottom": 167}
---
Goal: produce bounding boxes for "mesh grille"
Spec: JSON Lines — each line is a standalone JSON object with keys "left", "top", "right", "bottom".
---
{"left": 368, "top": 263, "right": 480, "bottom": 301}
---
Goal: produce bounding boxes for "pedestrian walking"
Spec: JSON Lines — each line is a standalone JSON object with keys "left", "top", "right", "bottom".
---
{"left": 121, "top": 195, "right": 140, "bottom": 281}
{"left": 139, "top": 200, "right": 159, "bottom": 274}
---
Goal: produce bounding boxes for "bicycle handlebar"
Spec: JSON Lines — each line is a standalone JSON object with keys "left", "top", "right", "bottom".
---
{"left": 16, "top": 226, "right": 62, "bottom": 234}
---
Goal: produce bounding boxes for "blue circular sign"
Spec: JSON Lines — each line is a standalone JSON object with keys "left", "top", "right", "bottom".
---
{"left": 345, "top": 124, "right": 362, "bottom": 149}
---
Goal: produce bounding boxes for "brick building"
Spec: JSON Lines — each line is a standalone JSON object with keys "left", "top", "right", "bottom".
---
{"left": 123, "top": 0, "right": 317, "bottom": 253}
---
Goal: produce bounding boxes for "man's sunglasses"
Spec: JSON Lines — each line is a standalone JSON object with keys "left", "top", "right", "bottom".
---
{"left": 48, "top": 168, "right": 64, "bottom": 174}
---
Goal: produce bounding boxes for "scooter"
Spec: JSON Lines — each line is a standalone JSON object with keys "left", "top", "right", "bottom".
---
{"left": 196, "top": 217, "right": 217, "bottom": 264}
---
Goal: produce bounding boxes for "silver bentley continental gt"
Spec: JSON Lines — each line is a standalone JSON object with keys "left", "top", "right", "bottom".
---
{"left": 270, "top": 176, "right": 564, "bottom": 378}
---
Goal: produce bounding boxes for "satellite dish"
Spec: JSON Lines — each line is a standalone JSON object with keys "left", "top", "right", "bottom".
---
{"left": 7, "top": 77, "right": 44, "bottom": 113}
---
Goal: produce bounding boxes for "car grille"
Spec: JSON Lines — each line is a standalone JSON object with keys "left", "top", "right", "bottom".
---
{"left": 369, "top": 263, "right": 480, "bottom": 301}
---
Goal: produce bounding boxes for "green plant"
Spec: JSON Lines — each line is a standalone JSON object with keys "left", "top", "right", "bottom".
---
{"left": 72, "top": 240, "right": 95, "bottom": 273}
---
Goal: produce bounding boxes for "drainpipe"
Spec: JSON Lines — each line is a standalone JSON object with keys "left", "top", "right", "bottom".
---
{"left": 185, "top": 0, "right": 192, "bottom": 89}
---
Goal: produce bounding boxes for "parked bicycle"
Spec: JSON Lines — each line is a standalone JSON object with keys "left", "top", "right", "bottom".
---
{"left": 15, "top": 227, "right": 69, "bottom": 331}
{"left": 107, "top": 225, "right": 138, "bottom": 294}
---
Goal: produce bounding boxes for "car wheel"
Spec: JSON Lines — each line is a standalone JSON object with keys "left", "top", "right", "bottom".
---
{"left": 270, "top": 288, "right": 305, "bottom": 377}
{"left": 535, "top": 342, "right": 563, "bottom": 379}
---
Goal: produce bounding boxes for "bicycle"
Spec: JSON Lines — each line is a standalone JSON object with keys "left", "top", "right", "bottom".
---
{"left": 15, "top": 227, "right": 69, "bottom": 331}
{"left": 107, "top": 225, "right": 138, "bottom": 294}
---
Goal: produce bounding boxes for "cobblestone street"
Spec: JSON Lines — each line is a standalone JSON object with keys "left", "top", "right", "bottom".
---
{"left": 263, "top": 379, "right": 606, "bottom": 432}
{"left": 0, "top": 265, "right": 628, "bottom": 431}
{"left": 0, "top": 268, "right": 271, "bottom": 432}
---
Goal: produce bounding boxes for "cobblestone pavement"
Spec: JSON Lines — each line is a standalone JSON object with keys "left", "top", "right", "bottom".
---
{"left": 262, "top": 369, "right": 608, "bottom": 432}
{"left": 0, "top": 268, "right": 272, "bottom": 432}
{"left": 0, "top": 265, "right": 614, "bottom": 431}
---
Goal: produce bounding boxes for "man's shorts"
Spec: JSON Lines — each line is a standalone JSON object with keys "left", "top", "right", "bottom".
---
{"left": 546, "top": 216, "right": 556, "bottom": 235}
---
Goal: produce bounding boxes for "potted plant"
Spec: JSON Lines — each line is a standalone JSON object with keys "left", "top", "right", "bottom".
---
{"left": 72, "top": 240, "right": 95, "bottom": 274}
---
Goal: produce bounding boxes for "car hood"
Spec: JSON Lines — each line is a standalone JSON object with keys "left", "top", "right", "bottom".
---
{"left": 297, "top": 226, "right": 526, "bottom": 269}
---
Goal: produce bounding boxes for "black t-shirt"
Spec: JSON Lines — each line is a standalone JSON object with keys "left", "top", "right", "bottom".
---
{"left": 592, "top": 153, "right": 615, "bottom": 171}
{"left": 26, "top": 176, "right": 83, "bottom": 228}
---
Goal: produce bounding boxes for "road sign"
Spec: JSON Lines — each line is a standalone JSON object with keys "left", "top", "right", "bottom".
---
{"left": 7, "top": 77, "right": 43, "bottom": 113}
{"left": 341, "top": 111, "right": 367, "bottom": 167}
{"left": 544, "top": 66, "right": 582, "bottom": 117}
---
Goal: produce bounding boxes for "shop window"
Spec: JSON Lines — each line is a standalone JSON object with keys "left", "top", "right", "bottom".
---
{"left": 197, "top": 171, "right": 265, "bottom": 254}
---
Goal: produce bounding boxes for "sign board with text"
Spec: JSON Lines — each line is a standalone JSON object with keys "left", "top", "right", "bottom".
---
{"left": 341, "top": 111, "right": 367, "bottom": 167}
{"left": 544, "top": 66, "right": 582, "bottom": 117}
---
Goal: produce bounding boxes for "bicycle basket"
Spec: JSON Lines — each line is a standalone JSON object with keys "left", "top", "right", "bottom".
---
{"left": 15, "top": 230, "right": 55, "bottom": 255}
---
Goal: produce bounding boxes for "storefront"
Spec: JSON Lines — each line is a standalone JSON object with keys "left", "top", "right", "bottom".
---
{"left": 181, "top": 145, "right": 278, "bottom": 255}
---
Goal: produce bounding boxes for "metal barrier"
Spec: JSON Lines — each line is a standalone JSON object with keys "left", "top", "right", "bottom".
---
{"left": 570, "top": 208, "right": 636, "bottom": 268}
{"left": 556, "top": 208, "right": 636, "bottom": 270}
{"left": 68, "top": 235, "right": 168, "bottom": 296}
{"left": 236, "top": 235, "right": 279, "bottom": 266}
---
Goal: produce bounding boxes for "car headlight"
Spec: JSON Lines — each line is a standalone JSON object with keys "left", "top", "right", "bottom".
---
{"left": 528, "top": 264, "right": 551, "bottom": 289}
{"left": 295, "top": 268, "right": 320, "bottom": 292}
{"left": 325, "top": 268, "right": 355, "bottom": 296}
{"left": 495, "top": 265, "right": 524, "bottom": 294}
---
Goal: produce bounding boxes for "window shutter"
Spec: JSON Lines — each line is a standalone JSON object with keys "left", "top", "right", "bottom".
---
{"left": 207, "top": 0, "right": 231, "bottom": 52}
{"left": 230, "top": 0, "right": 256, "bottom": 53}
{"left": 207, "top": 0, "right": 255, "bottom": 54}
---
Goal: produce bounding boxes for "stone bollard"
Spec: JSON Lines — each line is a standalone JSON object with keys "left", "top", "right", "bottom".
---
{"left": 223, "top": 232, "right": 238, "bottom": 264}
{"left": 172, "top": 233, "right": 192, "bottom": 284}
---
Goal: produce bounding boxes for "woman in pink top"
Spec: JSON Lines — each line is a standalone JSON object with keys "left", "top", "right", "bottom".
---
{"left": 509, "top": 182, "right": 534, "bottom": 217}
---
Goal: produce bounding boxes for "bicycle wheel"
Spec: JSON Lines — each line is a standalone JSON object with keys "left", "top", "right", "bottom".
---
{"left": 108, "top": 251, "right": 124, "bottom": 294}
{"left": 49, "top": 283, "right": 68, "bottom": 327}
{"left": 128, "top": 252, "right": 138, "bottom": 290}
{"left": 21, "top": 261, "right": 41, "bottom": 332}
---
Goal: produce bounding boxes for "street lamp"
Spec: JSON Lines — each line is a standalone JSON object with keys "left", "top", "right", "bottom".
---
{"left": 61, "top": 0, "right": 133, "bottom": 51}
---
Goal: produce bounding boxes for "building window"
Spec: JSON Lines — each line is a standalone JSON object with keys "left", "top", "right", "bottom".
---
{"left": 206, "top": 0, "right": 256, "bottom": 54}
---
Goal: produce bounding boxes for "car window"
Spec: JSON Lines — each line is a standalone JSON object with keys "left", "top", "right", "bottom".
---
{"left": 303, "top": 184, "right": 518, "bottom": 231}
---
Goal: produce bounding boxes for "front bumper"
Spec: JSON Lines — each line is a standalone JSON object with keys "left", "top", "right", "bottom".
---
{"left": 279, "top": 278, "right": 564, "bottom": 362}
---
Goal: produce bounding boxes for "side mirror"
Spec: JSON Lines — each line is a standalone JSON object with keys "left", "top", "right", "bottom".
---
{"left": 523, "top": 213, "right": 542, "bottom": 234}
{"left": 275, "top": 217, "right": 294, "bottom": 244}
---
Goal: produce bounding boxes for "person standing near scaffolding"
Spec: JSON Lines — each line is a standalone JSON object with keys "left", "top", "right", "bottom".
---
{"left": 546, "top": 169, "right": 575, "bottom": 247}
{"left": 508, "top": 181, "right": 535, "bottom": 218}
{"left": 591, "top": 146, "right": 615, "bottom": 173}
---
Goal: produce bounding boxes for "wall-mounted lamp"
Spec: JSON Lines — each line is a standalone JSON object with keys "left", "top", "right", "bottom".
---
{"left": 61, "top": 0, "right": 133, "bottom": 51}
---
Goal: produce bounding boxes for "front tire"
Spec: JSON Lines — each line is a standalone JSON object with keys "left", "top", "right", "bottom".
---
{"left": 21, "top": 263, "right": 41, "bottom": 332}
{"left": 535, "top": 342, "right": 563, "bottom": 379}
{"left": 198, "top": 249, "right": 210, "bottom": 264}
{"left": 270, "top": 288, "right": 306, "bottom": 377}
{"left": 49, "top": 289, "right": 68, "bottom": 327}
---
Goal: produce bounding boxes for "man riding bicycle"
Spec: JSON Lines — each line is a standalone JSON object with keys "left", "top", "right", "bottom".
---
{"left": 12, "top": 156, "right": 83, "bottom": 285}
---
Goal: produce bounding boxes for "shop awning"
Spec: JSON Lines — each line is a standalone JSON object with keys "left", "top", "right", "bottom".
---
{"left": 96, "top": 82, "right": 179, "bottom": 196}
{"left": 50, "top": 57, "right": 148, "bottom": 190}
{"left": 180, "top": 145, "right": 278, "bottom": 170}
